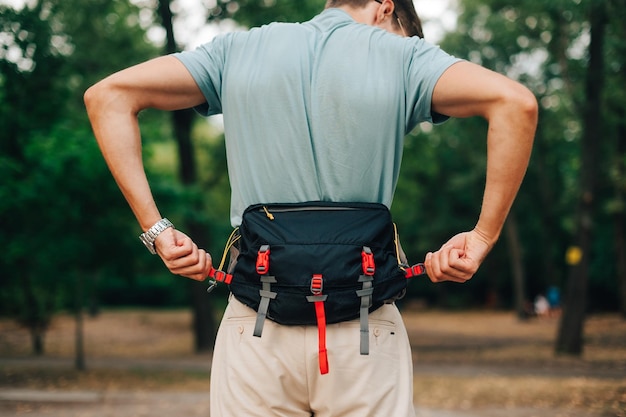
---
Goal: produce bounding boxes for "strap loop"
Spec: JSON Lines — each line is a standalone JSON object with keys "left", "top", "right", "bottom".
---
{"left": 306, "top": 274, "right": 329, "bottom": 375}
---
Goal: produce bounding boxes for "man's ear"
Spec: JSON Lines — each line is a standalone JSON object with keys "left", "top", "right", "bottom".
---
{"left": 375, "top": 0, "right": 395, "bottom": 24}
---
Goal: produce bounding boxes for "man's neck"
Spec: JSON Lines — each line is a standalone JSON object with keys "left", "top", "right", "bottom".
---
{"left": 333, "top": 5, "right": 376, "bottom": 26}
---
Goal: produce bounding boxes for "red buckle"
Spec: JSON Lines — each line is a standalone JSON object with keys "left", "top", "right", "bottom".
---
{"left": 405, "top": 263, "right": 426, "bottom": 278}
{"left": 208, "top": 267, "right": 233, "bottom": 284}
{"left": 256, "top": 245, "right": 270, "bottom": 275}
{"left": 361, "top": 247, "right": 375, "bottom": 276}
{"left": 310, "top": 274, "right": 323, "bottom": 295}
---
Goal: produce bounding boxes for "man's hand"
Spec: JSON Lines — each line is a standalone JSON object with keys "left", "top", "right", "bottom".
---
{"left": 154, "top": 228, "right": 213, "bottom": 281}
{"left": 424, "top": 229, "right": 492, "bottom": 283}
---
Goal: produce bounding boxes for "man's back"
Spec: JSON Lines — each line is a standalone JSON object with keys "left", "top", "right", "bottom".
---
{"left": 176, "top": 8, "right": 457, "bottom": 224}
{"left": 85, "top": 3, "right": 537, "bottom": 415}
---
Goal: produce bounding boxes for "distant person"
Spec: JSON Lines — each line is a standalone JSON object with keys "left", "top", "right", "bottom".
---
{"left": 84, "top": 0, "right": 537, "bottom": 415}
{"left": 534, "top": 294, "right": 550, "bottom": 318}
{"left": 547, "top": 285, "right": 561, "bottom": 317}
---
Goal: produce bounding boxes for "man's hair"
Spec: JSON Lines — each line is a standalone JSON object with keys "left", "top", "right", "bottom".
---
{"left": 325, "top": 0, "right": 424, "bottom": 38}
{"left": 393, "top": 0, "right": 424, "bottom": 38}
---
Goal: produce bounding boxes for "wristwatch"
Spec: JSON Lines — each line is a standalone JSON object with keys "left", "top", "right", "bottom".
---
{"left": 139, "top": 218, "right": 174, "bottom": 255}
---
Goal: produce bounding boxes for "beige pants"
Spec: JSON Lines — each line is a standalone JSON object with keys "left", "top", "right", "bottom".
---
{"left": 210, "top": 295, "right": 415, "bottom": 417}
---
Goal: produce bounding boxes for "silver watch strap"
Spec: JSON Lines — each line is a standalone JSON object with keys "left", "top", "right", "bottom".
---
{"left": 139, "top": 218, "right": 174, "bottom": 254}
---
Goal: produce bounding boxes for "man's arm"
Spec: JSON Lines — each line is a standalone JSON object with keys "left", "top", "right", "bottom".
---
{"left": 424, "top": 61, "right": 538, "bottom": 283}
{"left": 84, "top": 56, "right": 212, "bottom": 281}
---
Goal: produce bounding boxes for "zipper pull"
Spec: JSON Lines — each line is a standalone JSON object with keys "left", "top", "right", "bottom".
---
{"left": 262, "top": 206, "right": 275, "bottom": 220}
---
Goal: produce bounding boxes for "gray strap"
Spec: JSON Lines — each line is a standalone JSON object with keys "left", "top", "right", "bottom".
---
{"left": 356, "top": 275, "right": 374, "bottom": 355}
{"left": 253, "top": 275, "right": 277, "bottom": 337}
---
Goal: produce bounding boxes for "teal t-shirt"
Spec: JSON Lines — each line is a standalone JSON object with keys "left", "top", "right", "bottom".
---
{"left": 175, "top": 8, "right": 460, "bottom": 226}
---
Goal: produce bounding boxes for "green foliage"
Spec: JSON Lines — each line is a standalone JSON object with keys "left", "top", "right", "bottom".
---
{"left": 0, "top": 0, "right": 179, "bottom": 351}
{"left": 414, "top": 0, "right": 626, "bottom": 308}
{"left": 2, "top": 0, "right": 625, "bottom": 343}
{"left": 208, "top": 0, "right": 325, "bottom": 27}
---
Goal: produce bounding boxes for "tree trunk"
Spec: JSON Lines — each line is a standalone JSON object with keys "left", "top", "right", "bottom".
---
{"left": 555, "top": 1, "right": 607, "bottom": 355}
{"left": 30, "top": 327, "right": 45, "bottom": 356}
{"left": 610, "top": 0, "right": 626, "bottom": 321}
{"left": 75, "top": 273, "right": 86, "bottom": 370}
{"left": 20, "top": 268, "right": 49, "bottom": 356}
{"left": 158, "top": 0, "right": 217, "bottom": 352}
{"left": 504, "top": 214, "right": 528, "bottom": 320}
{"left": 533, "top": 123, "right": 561, "bottom": 287}
{"left": 75, "top": 305, "right": 86, "bottom": 370}
{"left": 616, "top": 110, "right": 626, "bottom": 319}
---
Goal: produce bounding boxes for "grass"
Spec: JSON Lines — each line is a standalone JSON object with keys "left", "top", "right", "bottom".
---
{"left": 1, "top": 308, "right": 625, "bottom": 416}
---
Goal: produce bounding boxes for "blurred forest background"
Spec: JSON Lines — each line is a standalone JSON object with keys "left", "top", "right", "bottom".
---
{"left": 1, "top": 0, "right": 625, "bottom": 364}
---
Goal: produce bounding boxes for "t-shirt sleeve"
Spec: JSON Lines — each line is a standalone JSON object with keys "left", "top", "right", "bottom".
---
{"left": 404, "top": 40, "right": 463, "bottom": 130}
{"left": 173, "top": 33, "right": 233, "bottom": 117}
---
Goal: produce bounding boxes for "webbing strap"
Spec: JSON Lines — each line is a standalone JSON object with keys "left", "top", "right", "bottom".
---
{"left": 253, "top": 245, "right": 276, "bottom": 338}
{"left": 356, "top": 276, "right": 374, "bottom": 355}
{"left": 357, "top": 246, "right": 376, "bottom": 355}
{"left": 307, "top": 274, "right": 329, "bottom": 375}
{"left": 253, "top": 275, "right": 277, "bottom": 337}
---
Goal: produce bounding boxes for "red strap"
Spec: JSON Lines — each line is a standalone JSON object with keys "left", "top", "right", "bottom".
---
{"left": 405, "top": 263, "right": 426, "bottom": 278}
{"left": 313, "top": 299, "right": 329, "bottom": 375}
{"left": 310, "top": 274, "right": 329, "bottom": 375}
{"left": 208, "top": 267, "right": 233, "bottom": 284}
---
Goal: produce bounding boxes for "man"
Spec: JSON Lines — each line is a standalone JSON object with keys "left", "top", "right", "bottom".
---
{"left": 85, "top": 0, "right": 537, "bottom": 415}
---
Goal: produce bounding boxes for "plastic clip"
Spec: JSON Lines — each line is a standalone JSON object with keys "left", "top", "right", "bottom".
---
{"left": 405, "top": 263, "right": 427, "bottom": 278}
{"left": 256, "top": 245, "right": 271, "bottom": 275}
{"left": 310, "top": 274, "right": 324, "bottom": 295}
{"left": 361, "top": 246, "right": 375, "bottom": 276}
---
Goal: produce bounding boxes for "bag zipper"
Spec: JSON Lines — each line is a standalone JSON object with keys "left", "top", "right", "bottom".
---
{"left": 262, "top": 206, "right": 275, "bottom": 220}
{"left": 261, "top": 205, "right": 359, "bottom": 220}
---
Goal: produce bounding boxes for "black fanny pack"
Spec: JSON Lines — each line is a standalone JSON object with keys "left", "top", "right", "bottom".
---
{"left": 207, "top": 201, "right": 425, "bottom": 374}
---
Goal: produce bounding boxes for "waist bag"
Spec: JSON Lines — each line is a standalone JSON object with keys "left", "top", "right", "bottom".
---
{"left": 206, "top": 201, "right": 426, "bottom": 374}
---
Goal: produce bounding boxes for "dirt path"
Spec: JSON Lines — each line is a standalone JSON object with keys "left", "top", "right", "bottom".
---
{"left": 0, "top": 355, "right": 621, "bottom": 417}
{"left": 0, "top": 389, "right": 602, "bottom": 417}
{"left": 1, "top": 309, "right": 625, "bottom": 416}
{"left": 1, "top": 355, "right": 625, "bottom": 380}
